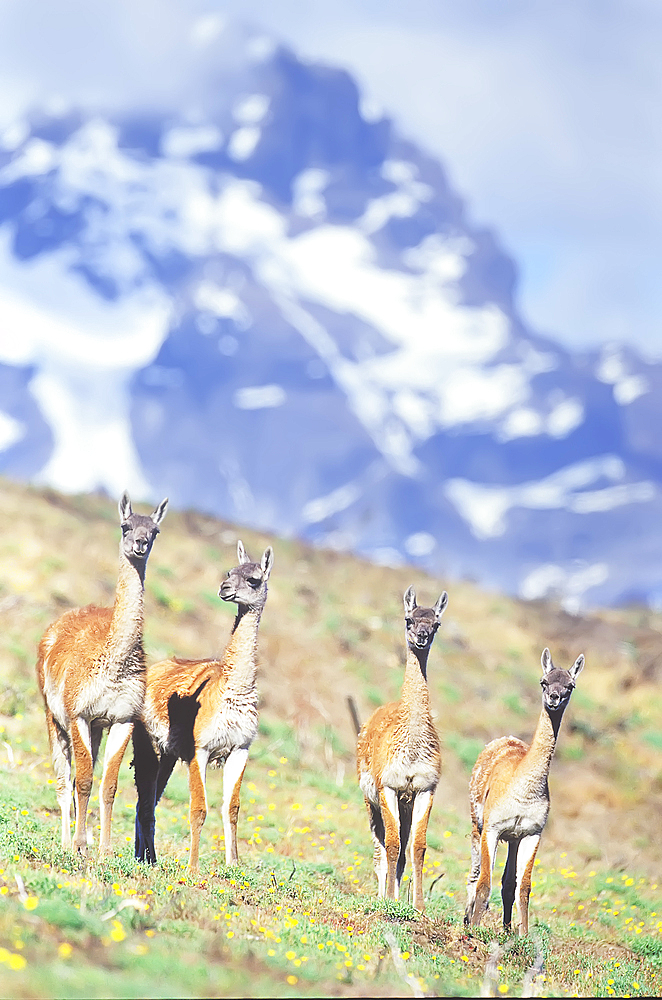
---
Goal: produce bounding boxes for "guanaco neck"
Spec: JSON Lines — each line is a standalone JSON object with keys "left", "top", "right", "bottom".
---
{"left": 106, "top": 548, "right": 147, "bottom": 664}
{"left": 518, "top": 702, "right": 566, "bottom": 785}
{"left": 400, "top": 644, "right": 431, "bottom": 724}
{"left": 222, "top": 600, "right": 264, "bottom": 697}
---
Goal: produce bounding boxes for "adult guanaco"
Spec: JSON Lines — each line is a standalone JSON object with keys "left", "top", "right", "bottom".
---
{"left": 464, "top": 647, "right": 584, "bottom": 935}
{"left": 356, "top": 586, "right": 447, "bottom": 912}
{"left": 36, "top": 491, "right": 168, "bottom": 854}
{"left": 133, "top": 540, "right": 273, "bottom": 869}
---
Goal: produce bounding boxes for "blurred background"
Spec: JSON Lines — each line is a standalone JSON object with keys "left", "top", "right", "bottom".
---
{"left": 0, "top": 0, "right": 661, "bottom": 609}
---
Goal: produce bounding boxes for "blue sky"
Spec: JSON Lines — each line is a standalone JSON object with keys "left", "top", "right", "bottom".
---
{"left": 0, "top": 0, "right": 660, "bottom": 356}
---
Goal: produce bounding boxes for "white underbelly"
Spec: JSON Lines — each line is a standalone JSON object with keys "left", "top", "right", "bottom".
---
{"left": 75, "top": 673, "right": 144, "bottom": 725}
{"left": 203, "top": 706, "right": 259, "bottom": 761}
{"left": 491, "top": 799, "right": 549, "bottom": 840}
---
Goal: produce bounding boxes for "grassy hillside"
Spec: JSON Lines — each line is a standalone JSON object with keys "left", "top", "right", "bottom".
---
{"left": 0, "top": 478, "right": 661, "bottom": 997}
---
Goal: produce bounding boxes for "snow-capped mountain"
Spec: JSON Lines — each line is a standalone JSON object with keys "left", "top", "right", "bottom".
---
{"left": 0, "top": 19, "right": 660, "bottom": 611}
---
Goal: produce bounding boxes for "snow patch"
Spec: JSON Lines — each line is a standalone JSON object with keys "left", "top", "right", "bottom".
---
{"left": 0, "top": 121, "right": 524, "bottom": 471}
{"left": 0, "top": 122, "right": 579, "bottom": 483}
{"left": 547, "top": 397, "right": 584, "bottom": 438}
{"left": 32, "top": 366, "right": 153, "bottom": 497}
{"left": 499, "top": 407, "right": 543, "bottom": 439}
{"left": 614, "top": 376, "right": 648, "bottom": 405}
{"left": 381, "top": 161, "right": 417, "bottom": 185}
{"left": 211, "top": 180, "right": 286, "bottom": 254}
{"left": 403, "top": 233, "right": 472, "bottom": 285}
{"left": 0, "top": 412, "right": 24, "bottom": 451}
{"left": 219, "top": 455, "right": 255, "bottom": 520}
{"left": 302, "top": 482, "right": 362, "bottom": 524}
{"left": 0, "top": 229, "right": 170, "bottom": 496}
{"left": 597, "top": 345, "right": 648, "bottom": 405}
{"left": 570, "top": 481, "right": 655, "bottom": 513}
{"left": 194, "top": 282, "right": 251, "bottom": 328}
{"left": 359, "top": 160, "right": 433, "bottom": 235}
{"left": 0, "top": 120, "right": 29, "bottom": 152}
{"left": 232, "top": 94, "right": 270, "bottom": 125}
{"left": 0, "top": 138, "right": 55, "bottom": 182}
{"left": 498, "top": 395, "right": 583, "bottom": 442}
{"left": 446, "top": 456, "right": 654, "bottom": 539}
{"left": 437, "top": 364, "right": 529, "bottom": 426}
{"left": 269, "top": 225, "right": 508, "bottom": 364}
{"left": 227, "top": 126, "right": 261, "bottom": 162}
{"left": 520, "top": 562, "right": 609, "bottom": 614}
{"left": 161, "top": 125, "right": 223, "bottom": 159}
{"left": 404, "top": 532, "right": 436, "bottom": 557}
{"left": 292, "top": 168, "right": 329, "bottom": 221}
{"left": 234, "top": 385, "right": 286, "bottom": 410}
{"left": 359, "top": 97, "right": 385, "bottom": 123}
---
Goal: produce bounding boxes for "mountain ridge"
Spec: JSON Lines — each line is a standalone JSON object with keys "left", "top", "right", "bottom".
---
{"left": 0, "top": 20, "right": 660, "bottom": 609}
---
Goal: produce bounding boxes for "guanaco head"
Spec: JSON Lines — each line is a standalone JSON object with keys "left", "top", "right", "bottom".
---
{"left": 403, "top": 586, "right": 448, "bottom": 651}
{"left": 118, "top": 491, "right": 168, "bottom": 563}
{"left": 540, "top": 647, "right": 584, "bottom": 713}
{"left": 218, "top": 540, "right": 274, "bottom": 608}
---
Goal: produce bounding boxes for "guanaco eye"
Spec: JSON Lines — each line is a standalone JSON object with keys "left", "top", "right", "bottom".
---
{"left": 248, "top": 575, "right": 262, "bottom": 586}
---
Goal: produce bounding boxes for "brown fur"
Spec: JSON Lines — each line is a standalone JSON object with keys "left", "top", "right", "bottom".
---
{"left": 465, "top": 648, "right": 584, "bottom": 935}
{"left": 133, "top": 540, "right": 273, "bottom": 869}
{"left": 356, "top": 586, "right": 447, "bottom": 912}
{"left": 36, "top": 491, "right": 167, "bottom": 855}
{"left": 148, "top": 657, "right": 226, "bottom": 706}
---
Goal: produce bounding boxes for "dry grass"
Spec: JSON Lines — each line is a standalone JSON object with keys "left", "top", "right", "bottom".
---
{"left": 0, "top": 477, "right": 661, "bottom": 996}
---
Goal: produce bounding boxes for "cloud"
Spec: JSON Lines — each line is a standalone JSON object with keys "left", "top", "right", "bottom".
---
{"left": 0, "top": 1, "right": 660, "bottom": 352}
{"left": 0, "top": 0, "right": 224, "bottom": 119}
{"left": 277, "top": 1, "right": 662, "bottom": 352}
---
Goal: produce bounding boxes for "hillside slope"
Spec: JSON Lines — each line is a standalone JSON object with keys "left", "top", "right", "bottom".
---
{"left": 0, "top": 479, "right": 661, "bottom": 996}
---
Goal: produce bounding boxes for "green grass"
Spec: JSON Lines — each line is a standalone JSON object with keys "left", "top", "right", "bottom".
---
{"left": 0, "top": 478, "right": 662, "bottom": 996}
{"left": 0, "top": 723, "right": 660, "bottom": 998}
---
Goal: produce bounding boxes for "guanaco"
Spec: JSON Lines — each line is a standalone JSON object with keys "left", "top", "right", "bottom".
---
{"left": 36, "top": 491, "right": 168, "bottom": 854}
{"left": 464, "top": 647, "right": 584, "bottom": 935}
{"left": 133, "top": 540, "right": 273, "bottom": 869}
{"left": 356, "top": 586, "right": 447, "bottom": 912}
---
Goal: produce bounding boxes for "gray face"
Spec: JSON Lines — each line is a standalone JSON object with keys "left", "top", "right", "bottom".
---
{"left": 120, "top": 513, "right": 161, "bottom": 562}
{"left": 540, "top": 648, "right": 584, "bottom": 712}
{"left": 403, "top": 586, "right": 448, "bottom": 651}
{"left": 218, "top": 541, "right": 274, "bottom": 608}
{"left": 118, "top": 491, "right": 167, "bottom": 563}
{"left": 219, "top": 561, "right": 267, "bottom": 607}
{"left": 405, "top": 607, "right": 440, "bottom": 651}
{"left": 540, "top": 667, "right": 576, "bottom": 711}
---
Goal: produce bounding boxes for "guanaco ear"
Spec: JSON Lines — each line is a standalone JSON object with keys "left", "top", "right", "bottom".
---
{"left": 569, "top": 653, "right": 585, "bottom": 680}
{"left": 151, "top": 497, "right": 168, "bottom": 527}
{"left": 261, "top": 546, "right": 274, "bottom": 580}
{"left": 237, "top": 540, "right": 251, "bottom": 564}
{"left": 541, "top": 647, "right": 553, "bottom": 676}
{"left": 404, "top": 586, "right": 417, "bottom": 615}
{"left": 434, "top": 591, "right": 448, "bottom": 621}
{"left": 119, "top": 490, "right": 132, "bottom": 523}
